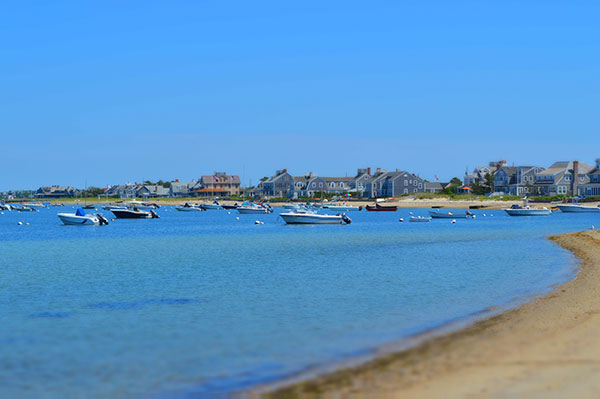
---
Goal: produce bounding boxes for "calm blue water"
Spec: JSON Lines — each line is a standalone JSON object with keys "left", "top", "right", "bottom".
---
{"left": 0, "top": 205, "right": 596, "bottom": 398}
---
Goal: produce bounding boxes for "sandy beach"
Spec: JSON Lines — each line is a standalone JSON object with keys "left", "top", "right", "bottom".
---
{"left": 252, "top": 229, "right": 600, "bottom": 398}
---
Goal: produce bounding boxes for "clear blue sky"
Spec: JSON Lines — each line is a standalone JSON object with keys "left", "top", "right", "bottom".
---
{"left": 1, "top": 1, "right": 598, "bottom": 190}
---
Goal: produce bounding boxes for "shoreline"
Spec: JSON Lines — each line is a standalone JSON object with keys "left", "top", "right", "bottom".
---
{"left": 248, "top": 229, "right": 600, "bottom": 398}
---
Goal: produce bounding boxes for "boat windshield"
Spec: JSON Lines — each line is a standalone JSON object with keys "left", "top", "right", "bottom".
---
{"left": 75, "top": 208, "right": 86, "bottom": 216}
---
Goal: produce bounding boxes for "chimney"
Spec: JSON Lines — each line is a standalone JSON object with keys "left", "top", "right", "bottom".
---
{"left": 367, "top": 167, "right": 371, "bottom": 175}
{"left": 573, "top": 160, "right": 579, "bottom": 196}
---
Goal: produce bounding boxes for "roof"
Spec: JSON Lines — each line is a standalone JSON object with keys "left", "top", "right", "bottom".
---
{"left": 321, "top": 177, "right": 353, "bottom": 182}
{"left": 201, "top": 175, "right": 241, "bottom": 184}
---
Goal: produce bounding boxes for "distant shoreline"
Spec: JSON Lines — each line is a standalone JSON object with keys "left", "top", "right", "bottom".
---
{"left": 7, "top": 197, "right": 585, "bottom": 210}
{"left": 246, "top": 230, "right": 600, "bottom": 398}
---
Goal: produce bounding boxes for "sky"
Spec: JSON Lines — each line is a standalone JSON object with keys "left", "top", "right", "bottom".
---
{"left": 1, "top": 1, "right": 599, "bottom": 190}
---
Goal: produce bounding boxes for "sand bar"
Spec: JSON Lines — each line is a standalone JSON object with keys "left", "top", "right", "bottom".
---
{"left": 251, "top": 229, "right": 600, "bottom": 398}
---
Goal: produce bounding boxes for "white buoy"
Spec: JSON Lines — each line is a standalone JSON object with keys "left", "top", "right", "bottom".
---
{"left": 26, "top": 222, "right": 30, "bottom": 225}
{"left": 490, "top": 214, "right": 494, "bottom": 216}
{"left": 1, "top": 212, "right": 3, "bottom": 215}
{"left": 399, "top": 218, "right": 404, "bottom": 222}
{"left": 255, "top": 220, "right": 264, "bottom": 225}
{"left": 227, "top": 212, "right": 231, "bottom": 215}
{"left": 451, "top": 219, "right": 456, "bottom": 224}
{"left": 236, "top": 217, "right": 239, "bottom": 220}
{"left": 409, "top": 212, "right": 413, "bottom": 215}
{"left": 17, "top": 221, "right": 23, "bottom": 225}
{"left": 483, "top": 213, "right": 487, "bottom": 216}
{"left": 592, "top": 225, "right": 595, "bottom": 230}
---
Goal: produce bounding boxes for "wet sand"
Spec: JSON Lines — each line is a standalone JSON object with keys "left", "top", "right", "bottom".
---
{"left": 252, "top": 229, "right": 600, "bottom": 398}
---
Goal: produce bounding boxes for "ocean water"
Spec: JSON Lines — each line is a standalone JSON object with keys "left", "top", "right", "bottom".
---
{"left": 0, "top": 205, "right": 596, "bottom": 398}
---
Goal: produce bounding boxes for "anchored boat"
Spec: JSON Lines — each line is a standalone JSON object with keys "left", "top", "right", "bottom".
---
{"left": 111, "top": 208, "right": 160, "bottom": 219}
{"left": 58, "top": 208, "right": 109, "bottom": 225}
{"left": 280, "top": 210, "right": 351, "bottom": 224}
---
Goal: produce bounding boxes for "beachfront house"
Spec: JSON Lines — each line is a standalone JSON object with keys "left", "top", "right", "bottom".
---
{"left": 322, "top": 176, "right": 353, "bottom": 195}
{"left": 577, "top": 158, "right": 600, "bottom": 197}
{"left": 533, "top": 161, "right": 594, "bottom": 196}
{"left": 494, "top": 165, "right": 544, "bottom": 195}
{"left": 137, "top": 184, "right": 170, "bottom": 198}
{"left": 464, "top": 161, "right": 505, "bottom": 187}
{"left": 378, "top": 170, "right": 426, "bottom": 197}
{"left": 424, "top": 181, "right": 444, "bottom": 193}
{"left": 190, "top": 172, "right": 241, "bottom": 197}
{"left": 262, "top": 169, "right": 293, "bottom": 197}
{"left": 35, "top": 185, "right": 79, "bottom": 198}
{"left": 349, "top": 168, "right": 373, "bottom": 198}
{"left": 289, "top": 173, "right": 328, "bottom": 198}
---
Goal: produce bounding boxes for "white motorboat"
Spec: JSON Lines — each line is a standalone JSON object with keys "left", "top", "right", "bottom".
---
{"left": 58, "top": 208, "right": 109, "bottom": 225}
{"left": 324, "top": 204, "right": 362, "bottom": 211}
{"left": 409, "top": 216, "right": 432, "bottom": 222}
{"left": 126, "top": 200, "right": 159, "bottom": 210}
{"left": 557, "top": 204, "right": 600, "bottom": 213}
{"left": 22, "top": 202, "right": 46, "bottom": 209}
{"left": 429, "top": 210, "right": 473, "bottom": 219}
{"left": 237, "top": 203, "right": 274, "bottom": 214}
{"left": 280, "top": 210, "right": 351, "bottom": 224}
{"left": 175, "top": 203, "right": 204, "bottom": 212}
{"left": 505, "top": 206, "right": 551, "bottom": 216}
{"left": 201, "top": 202, "right": 224, "bottom": 210}
{"left": 102, "top": 204, "right": 128, "bottom": 211}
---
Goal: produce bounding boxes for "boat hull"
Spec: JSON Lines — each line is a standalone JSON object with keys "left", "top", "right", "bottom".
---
{"left": 111, "top": 209, "right": 158, "bottom": 219}
{"left": 557, "top": 205, "right": 600, "bottom": 213}
{"left": 201, "top": 204, "right": 224, "bottom": 210}
{"left": 365, "top": 205, "right": 397, "bottom": 212}
{"left": 429, "top": 211, "right": 469, "bottom": 219}
{"left": 237, "top": 207, "right": 270, "bottom": 214}
{"left": 505, "top": 209, "right": 552, "bottom": 216}
{"left": 325, "top": 206, "right": 361, "bottom": 211}
{"left": 175, "top": 206, "right": 203, "bottom": 212}
{"left": 280, "top": 213, "right": 344, "bottom": 224}
{"left": 58, "top": 213, "right": 100, "bottom": 225}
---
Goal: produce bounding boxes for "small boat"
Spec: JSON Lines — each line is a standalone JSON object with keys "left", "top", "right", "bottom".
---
{"left": 409, "top": 216, "right": 432, "bottom": 222}
{"left": 201, "top": 204, "right": 224, "bottom": 210}
{"left": 0, "top": 203, "right": 14, "bottom": 211}
{"left": 102, "top": 204, "right": 128, "bottom": 211}
{"left": 127, "top": 200, "right": 160, "bottom": 210}
{"left": 222, "top": 204, "right": 238, "bottom": 210}
{"left": 365, "top": 204, "right": 398, "bottom": 212}
{"left": 556, "top": 199, "right": 600, "bottom": 213}
{"left": 237, "top": 203, "right": 274, "bottom": 214}
{"left": 58, "top": 208, "right": 109, "bottom": 225}
{"left": 16, "top": 205, "right": 38, "bottom": 212}
{"left": 429, "top": 210, "right": 474, "bottom": 219}
{"left": 280, "top": 210, "right": 351, "bottom": 224}
{"left": 21, "top": 202, "right": 46, "bottom": 209}
{"left": 82, "top": 204, "right": 96, "bottom": 209}
{"left": 505, "top": 205, "right": 551, "bottom": 216}
{"left": 111, "top": 208, "right": 160, "bottom": 219}
{"left": 175, "top": 203, "right": 204, "bottom": 212}
{"left": 324, "top": 203, "right": 362, "bottom": 211}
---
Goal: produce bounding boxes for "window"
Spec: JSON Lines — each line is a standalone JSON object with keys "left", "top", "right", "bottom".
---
{"left": 404, "top": 180, "right": 408, "bottom": 186}
{"left": 319, "top": 183, "right": 323, "bottom": 188}
{"left": 565, "top": 175, "right": 571, "bottom": 181}
{"left": 404, "top": 188, "right": 409, "bottom": 194}
{"left": 312, "top": 183, "right": 316, "bottom": 188}
{"left": 414, "top": 188, "right": 418, "bottom": 193}
{"left": 340, "top": 182, "right": 344, "bottom": 188}
{"left": 330, "top": 182, "right": 335, "bottom": 188}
